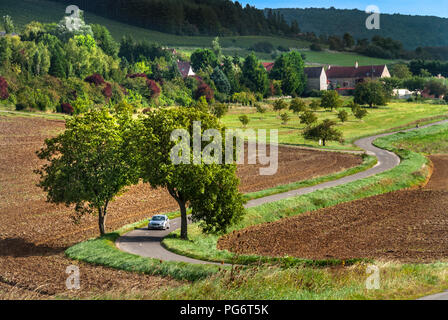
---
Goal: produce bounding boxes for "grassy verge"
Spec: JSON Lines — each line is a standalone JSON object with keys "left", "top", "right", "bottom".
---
{"left": 162, "top": 133, "right": 431, "bottom": 265}
{"left": 156, "top": 261, "right": 448, "bottom": 300}
{"left": 244, "top": 154, "right": 376, "bottom": 201}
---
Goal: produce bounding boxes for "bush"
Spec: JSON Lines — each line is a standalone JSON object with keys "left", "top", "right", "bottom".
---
{"left": 239, "top": 115, "right": 250, "bottom": 127}
{"left": 84, "top": 73, "right": 106, "bottom": 86}
{"left": 310, "top": 43, "right": 323, "bottom": 52}
{"left": 102, "top": 83, "right": 113, "bottom": 99}
{"left": 195, "top": 82, "right": 214, "bottom": 103}
{"left": 60, "top": 103, "right": 74, "bottom": 115}
{"left": 0, "top": 77, "right": 9, "bottom": 100}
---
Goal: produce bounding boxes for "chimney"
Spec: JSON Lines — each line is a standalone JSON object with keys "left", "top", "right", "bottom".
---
{"left": 355, "top": 61, "right": 359, "bottom": 68}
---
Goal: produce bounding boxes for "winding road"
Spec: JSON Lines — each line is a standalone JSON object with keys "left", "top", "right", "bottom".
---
{"left": 116, "top": 119, "right": 448, "bottom": 299}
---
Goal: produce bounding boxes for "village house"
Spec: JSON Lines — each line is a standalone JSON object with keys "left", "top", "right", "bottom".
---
{"left": 326, "top": 62, "right": 391, "bottom": 94}
{"left": 304, "top": 66, "right": 328, "bottom": 92}
{"left": 177, "top": 61, "right": 196, "bottom": 78}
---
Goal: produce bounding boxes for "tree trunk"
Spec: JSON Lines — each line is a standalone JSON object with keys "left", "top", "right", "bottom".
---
{"left": 322, "top": 139, "right": 326, "bottom": 146}
{"left": 179, "top": 200, "right": 188, "bottom": 239}
{"left": 98, "top": 206, "right": 107, "bottom": 236}
{"left": 168, "top": 187, "right": 188, "bottom": 239}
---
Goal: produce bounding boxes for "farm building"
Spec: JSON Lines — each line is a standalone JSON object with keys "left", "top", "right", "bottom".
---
{"left": 304, "top": 66, "right": 328, "bottom": 92}
{"left": 177, "top": 61, "right": 196, "bottom": 78}
{"left": 326, "top": 62, "right": 391, "bottom": 91}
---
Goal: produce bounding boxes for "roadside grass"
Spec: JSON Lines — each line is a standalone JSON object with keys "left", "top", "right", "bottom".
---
{"left": 162, "top": 134, "right": 431, "bottom": 265}
{"left": 221, "top": 102, "right": 448, "bottom": 149}
{"left": 386, "top": 124, "right": 448, "bottom": 155}
{"left": 157, "top": 261, "right": 448, "bottom": 300}
{"left": 243, "top": 154, "right": 377, "bottom": 201}
{"left": 65, "top": 212, "right": 225, "bottom": 282}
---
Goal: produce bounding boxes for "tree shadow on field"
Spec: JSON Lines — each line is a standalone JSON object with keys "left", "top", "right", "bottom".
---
{"left": 0, "top": 238, "right": 66, "bottom": 257}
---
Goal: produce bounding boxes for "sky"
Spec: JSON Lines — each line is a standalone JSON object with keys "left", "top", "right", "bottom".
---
{"left": 235, "top": 1, "right": 448, "bottom": 18}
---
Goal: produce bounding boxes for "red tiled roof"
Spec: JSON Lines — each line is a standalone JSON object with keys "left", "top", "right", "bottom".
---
{"left": 262, "top": 62, "right": 275, "bottom": 72}
{"left": 326, "top": 65, "right": 386, "bottom": 79}
{"left": 177, "top": 61, "right": 192, "bottom": 78}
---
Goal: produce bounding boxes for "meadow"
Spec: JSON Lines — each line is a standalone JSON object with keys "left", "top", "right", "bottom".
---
{"left": 220, "top": 101, "right": 448, "bottom": 149}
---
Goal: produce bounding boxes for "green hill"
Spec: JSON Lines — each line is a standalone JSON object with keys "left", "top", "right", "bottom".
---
{"left": 271, "top": 7, "right": 448, "bottom": 49}
{"left": 0, "top": 0, "right": 395, "bottom": 66}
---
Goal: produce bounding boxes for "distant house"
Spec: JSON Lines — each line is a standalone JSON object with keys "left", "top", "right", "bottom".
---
{"left": 326, "top": 62, "right": 391, "bottom": 91}
{"left": 393, "top": 89, "right": 414, "bottom": 100}
{"left": 177, "top": 61, "right": 196, "bottom": 78}
{"left": 304, "top": 66, "right": 328, "bottom": 92}
{"left": 262, "top": 62, "right": 275, "bottom": 73}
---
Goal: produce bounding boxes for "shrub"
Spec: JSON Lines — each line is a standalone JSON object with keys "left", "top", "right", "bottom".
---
{"left": 239, "top": 115, "right": 250, "bottom": 128}
{"left": 126, "top": 73, "right": 148, "bottom": 79}
{"left": 84, "top": 74, "right": 105, "bottom": 86}
{"left": 60, "top": 103, "right": 74, "bottom": 115}
{"left": 337, "top": 110, "right": 349, "bottom": 122}
{"left": 147, "top": 79, "right": 161, "bottom": 100}
{"left": 273, "top": 99, "right": 288, "bottom": 112}
{"left": 280, "top": 112, "right": 291, "bottom": 125}
{"left": 102, "top": 83, "right": 113, "bottom": 99}
{"left": 195, "top": 82, "right": 214, "bottom": 103}
{"left": 310, "top": 43, "right": 323, "bottom": 52}
{"left": 0, "top": 77, "right": 9, "bottom": 100}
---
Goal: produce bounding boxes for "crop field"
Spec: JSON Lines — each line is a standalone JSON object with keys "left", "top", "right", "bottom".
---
{"left": 221, "top": 101, "right": 448, "bottom": 149}
{"left": 0, "top": 114, "right": 362, "bottom": 298}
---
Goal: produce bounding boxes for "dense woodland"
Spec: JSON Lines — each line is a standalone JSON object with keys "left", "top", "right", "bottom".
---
{"left": 47, "top": 0, "right": 298, "bottom": 36}
{"left": 274, "top": 7, "right": 448, "bottom": 49}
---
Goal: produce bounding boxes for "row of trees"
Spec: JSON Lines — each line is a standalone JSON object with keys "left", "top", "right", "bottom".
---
{"left": 36, "top": 107, "right": 245, "bottom": 238}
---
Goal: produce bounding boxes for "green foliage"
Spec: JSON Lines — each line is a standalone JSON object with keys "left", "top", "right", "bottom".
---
{"left": 35, "top": 109, "right": 139, "bottom": 235}
{"left": 211, "top": 67, "right": 231, "bottom": 95}
{"left": 280, "top": 112, "right": 291, "bottom": 125}
{"left": 425, "top": 79, "right": 448, "bottom": 98}
{"left": 241, "top": 53, "right": 269, "bottom": 95}
{"left": 211, "top": 102, "right": 229, "bottom": 119}
{"left": 299, "top": 110, "right": 318, "bottom": 125}
{"left": 337, "top": 110, "right": 349, "bottom": 123}
{"left": 309, "top": 99, "right": 321, "bottom": 111}
{"left": 136, "top": 108, "right": 245, "bottom": 238}
{"left": 303, "top": 119, "right": 343, "bottom": 146}
{"left": 270, "top": 51, "right": 306, "bottom": 96}
{"left": 2, "top": 15, "right": 15, "bottom": 34}
{"left": 289, "top": 97, "right": 307, "bottom": 113}
{"left": 321, "top": 90, "right": 343, "bottom": 111}
{"left": 273, "top": 99, "right": 288, "bottom": 113}
{"left": 390, "top": 64, "right": 412, "bottom": 79}
{"left": 255, "top": 103, "right": 267, "bottom": 114}
{"left": 353, "top": 106, "right": 368, "bottom": 120}
{"left": 91, "top": 24, "right": 119, "bottom": 57}
{"left": 190, "top": 49, "right": 218, "bottom": 72}
{"left": 239, "top": 115, "right": 250, "bottom": 128}
{"left": 354, "top": 80, "right": 390, "bottom": 107}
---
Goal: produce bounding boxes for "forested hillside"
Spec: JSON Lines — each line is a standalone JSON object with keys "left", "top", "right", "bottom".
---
{"left": 46, "top": 0, "right": 298, "bottom": 36}
{"left": 272, "top": 7, "right": 448, "bottom": 49}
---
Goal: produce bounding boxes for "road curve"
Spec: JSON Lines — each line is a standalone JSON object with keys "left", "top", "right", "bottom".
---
{"left": 117, "top": 119, "right": 448, "bottom": 264}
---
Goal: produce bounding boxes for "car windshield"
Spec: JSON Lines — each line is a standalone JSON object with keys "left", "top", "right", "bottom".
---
{"left": 151, "top": 216, "right": 165, "bottom": 221}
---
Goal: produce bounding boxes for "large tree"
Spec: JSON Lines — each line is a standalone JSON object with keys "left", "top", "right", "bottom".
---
{"left": 241, "top": 52, "right": 269, "bottom": 95}
{"left": 303, "top": 119, "right": 343, "bottom": 146}
{"left": 270, "top": 51, "right": 306, "bottom": 96}
{"left": 354, "top": 80, "right": 390, "bottom": 107}
{"left": 35, "top": 109, "right": 139, "bottom": 235}
{"left": 190, "top": 49, "right": 218, "bottom": 73}
{"left": 136, "top": 108, "right": 245, "bottom": 239}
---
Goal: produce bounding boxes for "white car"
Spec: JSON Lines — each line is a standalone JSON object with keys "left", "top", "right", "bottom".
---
{"left": 148, "top": 215, "right": 170, "bottom": 230}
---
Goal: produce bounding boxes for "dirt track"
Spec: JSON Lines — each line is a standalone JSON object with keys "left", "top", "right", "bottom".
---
{"left": 218, "top": 155, "right": 448, "bottom": 263}
{"left": 0, "top": 116, "right": 361, "bottom": 297}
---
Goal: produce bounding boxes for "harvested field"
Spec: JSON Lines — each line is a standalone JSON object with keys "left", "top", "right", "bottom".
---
{"left": 0, "top": 115, "right": 361, "bottom": 298}
{"left": 218, "top": 155, "right": 448, "bottom": 263}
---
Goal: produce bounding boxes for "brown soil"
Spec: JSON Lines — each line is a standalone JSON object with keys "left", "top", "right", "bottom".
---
{"left": 0, "top": 115, "right": 361, "bottom": 298}
{"left": 218, "top": 155, "right": 448, "bottom": 263}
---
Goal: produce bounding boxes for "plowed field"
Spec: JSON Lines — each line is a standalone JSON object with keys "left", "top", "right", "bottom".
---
{"left": 218, "top": 155, "right": 448, "bottom": 263}
{"left": 0, "top": 115, "right": 361, "bottom": 298}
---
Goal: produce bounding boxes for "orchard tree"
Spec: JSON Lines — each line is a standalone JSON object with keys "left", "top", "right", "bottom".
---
{"left": 137, "top": 108, "right": 245, "bottom": 239}
{"left": 239, "top": 115, "right": 250, "bottom": 128}
{"left": 303, "top": 119, "right": 343, "bottom": 146}
{"left": 353, "top": 106, "right": 368, "bottom": 120}
{"left": 337, "top": 110, "right": 349, "bottom": 123}
{"left": 289, "top": 97, "right": 307, "bottom": 113}
{"left": 321, "top": 90, "right": 343, "bottom": 111}
{"left": 273, "top": 99, "right": 288, "bottom": 113}
{"left": 309, "top": 99, "right": 321, "bottom": 111}
{"left": 354, "top": 80, "right": 390, "bottom": 107}
{"left": 280, "top": 112, "right": 291, "bottom": 125}
{"left": 299, "top": 110, "right": 317, "bottom": 125}
{"left": 35, "top": 109, "right": 139, "bottom": 235}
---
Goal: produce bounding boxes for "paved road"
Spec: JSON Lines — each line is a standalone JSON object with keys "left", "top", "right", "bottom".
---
{"left": 117, "top": 119, "right": 448, "bottom": 299}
